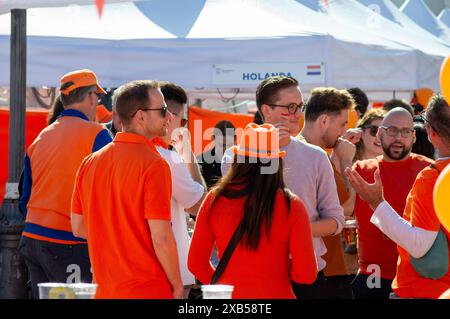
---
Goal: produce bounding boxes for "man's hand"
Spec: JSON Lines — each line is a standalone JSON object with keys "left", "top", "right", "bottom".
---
{"left": 345, "top": 168, "right": 384, "bottom": 210}
{"left": 341, "top": 128, "right": 362, "bottom": 144}
{"left": 273, "top": 114, "right": 291, "bottom": 148}
{"left": 333, "top": 137, "right": 357, "bottom": 163}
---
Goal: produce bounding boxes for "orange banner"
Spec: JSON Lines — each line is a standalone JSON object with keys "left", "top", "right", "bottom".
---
{"left": 187, "top": 106, "right": 254, "bottom": 156}
{"left": 0, "top": 108, "right": 49, "bottom": 204}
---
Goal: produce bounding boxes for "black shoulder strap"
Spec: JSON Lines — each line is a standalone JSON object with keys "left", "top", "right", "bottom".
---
{"left": 210, "top": 220, "right": 245, "bottom": 285}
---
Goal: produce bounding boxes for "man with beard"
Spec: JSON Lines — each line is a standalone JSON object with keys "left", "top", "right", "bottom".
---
{"left": 300, "top": 87, "right": 358, "bottom": 299}
{"left": 350, "top": 107, "right": 433, "bottom": 299}
{"left": 346, "top": 96, "right": 450, "bottom": 299}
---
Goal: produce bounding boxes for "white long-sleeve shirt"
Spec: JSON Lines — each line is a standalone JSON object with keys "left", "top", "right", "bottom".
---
{"left": 371, "top": 201, "right": 438, "bottom": 258}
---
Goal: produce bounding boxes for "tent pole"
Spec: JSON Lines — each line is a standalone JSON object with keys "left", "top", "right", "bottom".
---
{"left": 0, "top": 9, "right": 28, "bottom": 299}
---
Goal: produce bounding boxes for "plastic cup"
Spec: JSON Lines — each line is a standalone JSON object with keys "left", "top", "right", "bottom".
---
{"left": 345, "top": 219, "right": 358, "bottom": 228}
{"left": 201, "top": 285, "right": 234, "bottom": 299}
{"left": 69, "top": 283, "right": 97, "bottom": 299}
{"left": 38, "top": 283, "right": 76, "bottom": 299}
{"left": 38, "top": 283, "right": 97, "bottom": 299}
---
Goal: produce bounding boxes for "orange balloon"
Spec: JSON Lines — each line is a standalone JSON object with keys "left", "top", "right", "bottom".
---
{"left": 440, "top": 56, "right": 450, "bottom": 104}
{"left": 433, "top": 164, "right": 450, "bottom": 232}
{"left": 415, "top": 88, "right": 434, "bottom": 109}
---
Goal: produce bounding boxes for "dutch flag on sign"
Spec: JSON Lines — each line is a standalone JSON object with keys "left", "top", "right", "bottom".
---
{"left": 307, "top": 65, "right": 321, "bottom": 76}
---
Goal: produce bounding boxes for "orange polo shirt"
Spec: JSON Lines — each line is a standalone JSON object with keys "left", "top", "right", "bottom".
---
{"left": 393, "top": 159, "right": 450, "bottom": 298}
{"left": 354, "top": 154, "right": 433, "bottom": 279}
{"left": 72, "top": 132, "right": 173, "bottom": 299}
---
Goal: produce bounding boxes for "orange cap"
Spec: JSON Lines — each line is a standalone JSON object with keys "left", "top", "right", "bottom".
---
{"left": 96, "top": 104, "right": 112, "bottom": 123}
{"left": 60, "top": 69, "right": 106, "bottom": 95}
{"left": 231, "top": 123, "right": 286, "bottom": 159}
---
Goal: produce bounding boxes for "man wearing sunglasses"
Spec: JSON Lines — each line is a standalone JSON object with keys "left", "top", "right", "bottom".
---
{"left": 154, "top": 81, "right": 207, "bottom": 298}
{"left": 71, "top": 80, "right": 183, "bottom": 299}
{"left": 349, "top": 107, "right": 433, "bottom": 299}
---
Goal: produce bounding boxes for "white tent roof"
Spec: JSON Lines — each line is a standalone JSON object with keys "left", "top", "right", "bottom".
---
{"left": 0, "top": 0, "right": 144, "bottom": 14}
{"left": 0, "top": 2, "right": 176, "bottom": 39}
{"left": 300, "top": 0, "right": 449, "bottom": 56}
{"left": 438, "top": 8, "right": 450, "bottom": 28}
{"left": 400, "top": 0, "right": 450, "bottom": 43}
{"left": 358, "top": 0, "right": 449, "bottom": 47}
{"left": 0, "top": 0, "right": 448, "bottom": 92}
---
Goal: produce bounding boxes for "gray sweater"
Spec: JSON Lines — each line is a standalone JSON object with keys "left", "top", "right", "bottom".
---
{"left": 221, "top": 137, "right": 344, "bottom": 271}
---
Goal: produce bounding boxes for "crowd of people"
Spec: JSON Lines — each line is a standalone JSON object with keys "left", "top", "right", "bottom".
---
{"left": 17, "top": 69, "right": 450, "bottom": 299}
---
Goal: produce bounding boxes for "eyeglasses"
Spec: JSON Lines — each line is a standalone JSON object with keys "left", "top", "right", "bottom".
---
{"left": 418, "top": 111, "right": 437, "bottom": 132}
{"left": 266, "top": 102, "right": 303, "bottom": 115}
{"left": 362, "top": 125, "right": 379, "bottom": 137}
{"left": 380, "top": 125, "right": 414, "bottom": 138}
{"left": 131, "top": 105, "right": 169, "bottom": 118}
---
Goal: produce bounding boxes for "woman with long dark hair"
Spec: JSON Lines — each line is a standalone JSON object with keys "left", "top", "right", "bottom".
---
{"left": 188, "top": 123, "right": 317, "bottom": 299}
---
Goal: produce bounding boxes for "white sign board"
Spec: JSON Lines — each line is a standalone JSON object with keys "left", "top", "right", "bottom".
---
{"left": 212, "top": 63, "right": 325, "bottom": 86}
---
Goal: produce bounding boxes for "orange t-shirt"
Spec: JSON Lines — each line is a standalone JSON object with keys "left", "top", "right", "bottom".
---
{"left": 322, "top": 162, "right": 350, "bottom": 277}
{"left": 393, "top": 159, "right": 450, "bottom": 298}
{"left": 188, "top": 190, "right": 317, "bottom": 299}
{"left": 72, "top": 132, "right": 173, "bottom": 299}
{"left": 354, "top": 154, "right": 433, "bottom": 279}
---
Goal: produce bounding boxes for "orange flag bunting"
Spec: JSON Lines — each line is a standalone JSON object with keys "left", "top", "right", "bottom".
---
{"left": 95, "top": 0, "right": 105, "bottom": 18}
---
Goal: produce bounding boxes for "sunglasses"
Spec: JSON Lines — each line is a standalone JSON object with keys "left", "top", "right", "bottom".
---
{"left": 362, "top": 125, "right": 379, "bottom": 137}
{"left": 418, "top": 111, "right": 437, "bottom": 132}
{"left": 89, "top": 91, "right": 103, "bottom": 104}
{"left": 131, "top": 105, "right": 169, "bottom": 118}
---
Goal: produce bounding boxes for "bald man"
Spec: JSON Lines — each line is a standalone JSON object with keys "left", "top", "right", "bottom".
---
{"left": 348, "top": 107, "right": 433, "bottom": 299}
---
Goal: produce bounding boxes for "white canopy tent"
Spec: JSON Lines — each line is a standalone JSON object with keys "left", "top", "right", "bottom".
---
{"left": 358, "top": 0, "right": 449, "bottom": 47}
{"left": 438, "top": 8, "right": 450, "bottom": 28}
{"left": 0, "top": 0, "right": 145, "bottom": 14}
{"left": 300, "top": 0, "right": 449, "bottom": 55}
{"left": 0, "top": 0, "right": 449, "bottom": 103}
{"left": 401, "top": 0, "right": 450, "bottom": 44}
